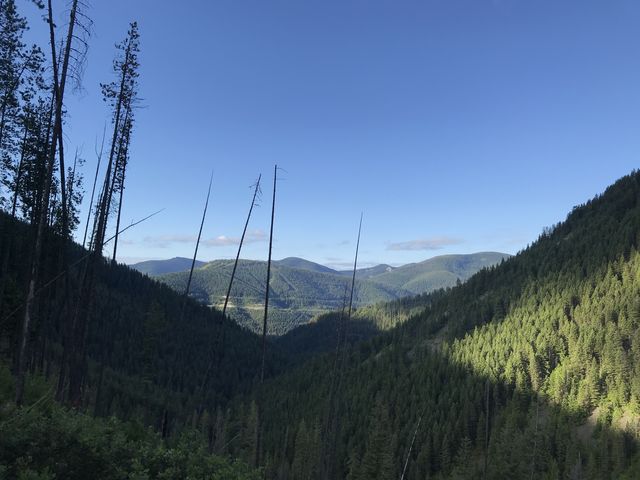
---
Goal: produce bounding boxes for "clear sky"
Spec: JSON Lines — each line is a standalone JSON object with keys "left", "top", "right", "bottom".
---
{"left": 21, "top": 0, "right": 640, "bottom": 268}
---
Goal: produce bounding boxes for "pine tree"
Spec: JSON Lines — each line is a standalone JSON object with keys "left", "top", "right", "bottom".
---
{"left": 241, "top": 401, "right": 258, "bottom": 466}
{"left": 13, "top": 0, "right": 78, "bottom": 406}
{"left": 345, "top": 450, "right": 361, "bottom": 480}
{"left": 291, "top": 419, "right": 312, "bottom": 480}
{"left": 62, "top": 21, "right": 140, "bottom": 406}
{"left": 359, "top": 397, "right": 395, "bottom": 480}
{"left": 451, "top": 436, "right": 474, "bottom": 479}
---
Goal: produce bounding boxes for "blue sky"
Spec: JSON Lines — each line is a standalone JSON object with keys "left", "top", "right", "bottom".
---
{"left": 21, "top": 0, "right": 640, "bottom": 268}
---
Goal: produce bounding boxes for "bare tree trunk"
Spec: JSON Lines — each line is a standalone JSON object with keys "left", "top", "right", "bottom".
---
{"left": 400, "top": 414, "right": 423, "bottom": 480}
{"left": 346, "top": 213, "right": 363, "bottom": 321}
{"left": 321, "top": 283, "right": 349, "bottom": 480}
{"left": 198, "top": 175, "right": 261, "bottom": 403}
{"left": 0, "top": 101, "right": 7, "bottom": 149}
{"left": 183, "top": 171, "right": 213, "bottom": 306}
{"left": 161, "top": 173, "right": 213, "bottom": 437}
{"left": 48, "top": 0, "right": 80, "bottom": 239}
{"left": 68, "top": 149, "right": 79, "bottom": 221}
{"left": 222, "top": 175, "right": 261, "bottom": 317}
{"left": 322, "top": 214, "right": 362, "bottom": 479}
{"left": 260, "top": 165, "right": 277, "bottom": 383}
{"left": 82, "top": 127, "right": 105, "bottom": 249}
{"left": 256, "top": 164, "right": 277, "bottom": 468}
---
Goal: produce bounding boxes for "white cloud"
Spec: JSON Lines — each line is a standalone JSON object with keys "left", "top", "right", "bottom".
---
{"left": 202, "top": 230, "right": 267, "bottom": 247}
{"left": 142, "top": 234, "right": 196, "bottom": 248}
{"left": 143, "top": 230, "right": 268, "bottom": 248}
{"left": 386, "top": 236, "right": 463, "bottom": 251}
{"left": 323, "top": 258, "right": 382, "bottom": 270}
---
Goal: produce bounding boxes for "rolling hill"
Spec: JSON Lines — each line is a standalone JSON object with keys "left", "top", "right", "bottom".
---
{"left": 131, "top": 256, "right": 206, "bottom": 276}
{"left": 231, "top": 170, "right": 640, "bottom": 479}
{"left": 366, "top": 251, "right": 509, "bottom": 294}
{"left": 144, "top": 252, "right": 509, "bottom": 334}
{"left": 155, "top": 259, "right": 404, "bottom": 334}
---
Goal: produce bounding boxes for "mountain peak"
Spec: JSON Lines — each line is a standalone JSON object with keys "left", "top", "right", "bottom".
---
{"left": 275, "top": 257, "right": 337, "bottom": 274}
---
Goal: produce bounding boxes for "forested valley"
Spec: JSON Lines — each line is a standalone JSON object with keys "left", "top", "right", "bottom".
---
{"left": 2, "top": 1, "right": 640, "bottom": 479}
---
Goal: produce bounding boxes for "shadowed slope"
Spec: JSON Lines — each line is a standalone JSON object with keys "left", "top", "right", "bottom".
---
{"left": 223, "top": 170, "right": 640, "bottom": 479}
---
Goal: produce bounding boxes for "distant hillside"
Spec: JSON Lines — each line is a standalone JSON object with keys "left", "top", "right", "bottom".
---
{"left": 275, "top": 257, "right": 336, "bottom": 274}
{"left": 338, "top": 263, "right": 395, "bottom": 279}
{"left": 0, "top": 212, "right": 286, "bottom": 431}
{"left": 158, "top": 260, "right": 405, "bottom": 335}
{"left": 156, "top": 252, "right": 508, "bottom": 335}
{"left": 368, "top": 251, "right": 510, "bottom": 294}
{"left": 131, "top": 256, "right": 206, "bottom": 276}
{"left": 247, "top": 170, "right": 640, "bottom": 479}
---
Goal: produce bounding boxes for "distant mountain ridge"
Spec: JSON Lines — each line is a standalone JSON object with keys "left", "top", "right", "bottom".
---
{"left": 340, "top": 263, "right": 395, "bottom": 279}
{"left": 367, "top": 252, "right": 509, "bottom": 293}
{"left": 275, "top": 257, "right": 337, "bottom": 274}
{"left": 131, "top": 257, "right": 206, "bottom": 276}
{"left": 132, "top": 252, "right": 509, "bottom": 334}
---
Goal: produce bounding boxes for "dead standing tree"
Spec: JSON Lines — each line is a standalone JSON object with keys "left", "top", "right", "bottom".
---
{"left": 197, "top": 175, "right": 262, "bottom": 409}
{"left": 183, "top": 171, "right": 214, "bottom": 313}
{"left": 222, "top": 175, "right": 262, "bottom": 319}
{"left": 160, "top": 172, "right": 214, "bottom": 438}
{"left": 255, "top": 164, "right": 278, "bottom": 468}
{"left": 82, "top": 126, "right": 105, "bottom": 249}
{"left": 260, "top": 165, "right": 277, "bottom": 383}
{"left": 46, "top": 0, "right": 91, "bottom": 240}
{"left": 321, "top": 213, "right": 362, "bottom": 479}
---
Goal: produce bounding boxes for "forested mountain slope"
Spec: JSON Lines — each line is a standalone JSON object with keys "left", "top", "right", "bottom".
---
{"left": 219, "top": 170, "right": 640, "bottom": 479}
{"left": 158, "top": 260, "right": 409, "bottom": 334}
{"left": 0, "top": 213, "right": 287, "bottom": 429}
{"left": 154, "top": 252, "right": 508, "bottom": 335}
{"left": 366, "top": 251, "right": 510, "bottom": 294}
{"left": 275, "top": 257, "right": 338, "bottom": 274}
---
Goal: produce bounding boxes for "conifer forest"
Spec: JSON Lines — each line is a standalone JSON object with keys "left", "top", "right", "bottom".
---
{"left": 1, "top": 1, "right": 640, "bottom": 478}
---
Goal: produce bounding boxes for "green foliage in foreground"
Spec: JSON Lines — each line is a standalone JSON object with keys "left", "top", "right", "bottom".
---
{"left": 0, "top": 366, "right": 259, "bottom": 480}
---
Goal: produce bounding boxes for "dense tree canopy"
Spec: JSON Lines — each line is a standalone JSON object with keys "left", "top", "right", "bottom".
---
{"left": 227, "top": 170, "right": 640, "bottom": 479}
{"left": 2, "top": 1, "right": 640, "bottom": 478}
